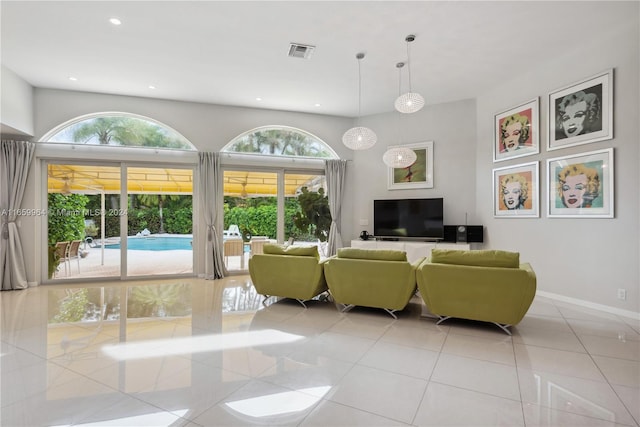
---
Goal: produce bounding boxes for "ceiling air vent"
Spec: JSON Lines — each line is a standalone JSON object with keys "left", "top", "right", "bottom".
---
{"left": 288, "top": 43, "right": 315, "bottom": 59}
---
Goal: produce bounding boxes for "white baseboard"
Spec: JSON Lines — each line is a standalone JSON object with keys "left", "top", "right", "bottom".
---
{"left": 537, "top": 290, "right": 640, "bottom": 321}
{"left": 28, "top": 281, "right": 39, "bottom": 287}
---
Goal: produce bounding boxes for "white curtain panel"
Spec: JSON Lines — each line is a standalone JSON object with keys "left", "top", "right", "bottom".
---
{"left": 325, "top": 159, "right": 348, "bottom": 257}
{"left": 198, "top": 152, "right": 227, "bottom": 279}
{"left": 0, "top": 140, "right": 35, "bottom": 290}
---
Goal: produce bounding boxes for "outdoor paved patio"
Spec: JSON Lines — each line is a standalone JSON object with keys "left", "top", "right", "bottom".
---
{"left": 53, "top": 245, "right": 196, "bottom": 279}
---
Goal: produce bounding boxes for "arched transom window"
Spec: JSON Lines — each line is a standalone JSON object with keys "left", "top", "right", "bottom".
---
{"left": 43, "top": 113, "right": 195, "bottom": 150}
{"left": 223, "top": 126, "right": 338, "bottom": 159}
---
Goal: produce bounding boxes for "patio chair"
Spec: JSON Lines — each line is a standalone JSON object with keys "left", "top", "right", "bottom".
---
{"left": 67, "top": 240, "right": 83, "bottom": 274}
{"left": 249, "top": 237, "right": 269, "bottom": 258}
{"left": 224, "top": 238, "right": 245, "bottom": 269}
{"left": 224, "top": 224, "right": 241, "bottom": 238}
{"left": 54, "top": 241, "right": 70, "bottom": 277}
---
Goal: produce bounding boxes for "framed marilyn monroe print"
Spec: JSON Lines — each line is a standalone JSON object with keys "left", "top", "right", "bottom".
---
{"left": 548, "top": 69, "right": 613, "bottom": 151}
{"left": 494, "top": 98, "right": 539, "bottom": 162}
{"left": 493, "top": 161, "right": 539, "bottom": 218}
{"left": 547, "top": 148, "right": 614, "bottom": 218}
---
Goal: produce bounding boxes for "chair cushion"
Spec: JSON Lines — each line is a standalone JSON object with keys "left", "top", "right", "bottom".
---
{"left": 430, "top": 249, "right": 519, "bottom": 268}
{"left": 338, "top": 248, "right": 407, "bottom": 262}
{"left": 263, "top": 244, "right": 319, "bottom": 258}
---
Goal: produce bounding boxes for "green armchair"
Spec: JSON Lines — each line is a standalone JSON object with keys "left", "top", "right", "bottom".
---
{"left": 248, "top": 244, "right": 328, "bottom": 308}
{"left": 323, "top": 248, "right": 423, "bottom": 318}
{"left": 416, "top": 249, "right": 536, "bottom": 334}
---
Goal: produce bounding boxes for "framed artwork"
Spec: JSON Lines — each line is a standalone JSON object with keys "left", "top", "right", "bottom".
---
{"left": 387, "top": 141, "right": 434, "bottom": 190}
{"left": 547, "top": 148, "right": 614, "bottom": 218}
{"left": 494, "top": 98, "right": 539, "bottom": 162}
{"left": 548, "top": 69, "right": 613, "bottom": 151}
{"left": 493, "top": 161, "right": 539, "bottom": 218}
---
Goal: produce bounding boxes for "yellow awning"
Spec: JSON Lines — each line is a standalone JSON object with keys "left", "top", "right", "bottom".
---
{"left": 47, "top": 164, "right": 320, "bottom": 196}
{"left": 47, "top": 164, "right": 193, "bottom": 194}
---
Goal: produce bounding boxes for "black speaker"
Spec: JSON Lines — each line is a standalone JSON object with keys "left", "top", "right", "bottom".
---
{"left": 466, "top": 225, "right": 484, "bottom": 243}
{"left": 444, "top": 225, "right": 484, "bottom": 243}
{"left": 443, "top": 225, "right": 457, "bottom": 243}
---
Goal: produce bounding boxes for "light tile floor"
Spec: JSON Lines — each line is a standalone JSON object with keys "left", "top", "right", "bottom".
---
{"left": 1, "top": 276, "right": 638, "bottom": 426}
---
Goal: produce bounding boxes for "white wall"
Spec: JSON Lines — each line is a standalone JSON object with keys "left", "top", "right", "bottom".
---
{"left": 353, "top": 99, "right": 478, "bottom": 236}
{"left": 1, "top": 65, "right": 34, "bottom": 136}
{"left": 475, "top": 15, "right": 639, "bottom": 314}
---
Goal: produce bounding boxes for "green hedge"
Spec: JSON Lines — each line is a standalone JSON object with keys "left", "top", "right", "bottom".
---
{"left": 48, "top": 193, "right": 89, "bottom": 244}
{"left": 223, "top": 204, "right": 300, "bottom": 239}
{"left": 96, "top": 207, "right": 193, "bottom": 237}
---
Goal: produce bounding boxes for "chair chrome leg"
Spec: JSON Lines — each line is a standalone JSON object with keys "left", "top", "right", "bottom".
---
{"left": 318, "top": 291, "right": 332, "bottom": 303}
{"left": 295, "top": 299, "right": 308, "bottom": 309}
{"left": 436, "top": 315, "right": 451, "bottom": 325}
{"left": 341, "top": 304, "right": 354, "bottom": 314}
{"left": 493, "top": 322, "right": 512, "bottom": 335}
{"left": 383, "top": 308, "right": 398, "bottom": 319}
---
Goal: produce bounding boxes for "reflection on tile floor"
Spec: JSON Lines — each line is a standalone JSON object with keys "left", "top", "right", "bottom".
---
{"left": 1, "top": 276, "right": 638, "bottom": 426}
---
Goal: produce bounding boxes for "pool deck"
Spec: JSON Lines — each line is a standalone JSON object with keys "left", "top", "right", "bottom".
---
{"left": 54, "top": 245, "right": 196, "bottom": 279}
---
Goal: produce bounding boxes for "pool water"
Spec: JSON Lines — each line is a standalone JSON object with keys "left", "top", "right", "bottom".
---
{"left": 106, "top": 236, "right": 192, "bottom": 251}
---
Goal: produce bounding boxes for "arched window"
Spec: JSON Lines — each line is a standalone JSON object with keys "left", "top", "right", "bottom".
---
{"left": 223, "top": 126, "right": 338, "bottom": 159}
{"left": 42, "top": 113, "right": 195, "bottom": 150}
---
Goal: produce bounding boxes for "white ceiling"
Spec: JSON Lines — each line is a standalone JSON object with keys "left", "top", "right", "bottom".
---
{"left": 0, "top": 1, "right": 631, "bottom": 119}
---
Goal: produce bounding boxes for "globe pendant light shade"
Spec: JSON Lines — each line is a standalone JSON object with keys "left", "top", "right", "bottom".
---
{"left": 343, "top": 52, "right": 377, "bottom": 150}
{"left": 383, "top": 146, "right": 417, "bottom": 168}
{"left": 395, "top": 92, "right": 425, "bottom": 114}
{"left": 342, "top": 126, "right": 377, "bottom": 150}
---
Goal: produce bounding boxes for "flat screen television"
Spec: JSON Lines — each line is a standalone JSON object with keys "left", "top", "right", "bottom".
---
{"left": 373, "top": 198, "right": 444, "bottom": 240}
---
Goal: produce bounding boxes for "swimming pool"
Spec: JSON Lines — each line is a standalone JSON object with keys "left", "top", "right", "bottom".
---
{"left": 105, "top": 236, "right": 192, "bottom": 251}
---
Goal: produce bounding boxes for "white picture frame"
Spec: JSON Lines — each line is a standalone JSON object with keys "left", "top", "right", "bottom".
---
{"left": 387, "top": 141, "right": 434, "bottom": 190}
{"left": 548, "top": 69, "right": 613, "bottom": 151}
{"left": 494, "top": 98, "right": 540, "bottom": 162}
{"left": 547, "top": 148, "right": 614, "bottom": 218}
{"left": 493, "top": 161, "right": 539, "bottom": 218}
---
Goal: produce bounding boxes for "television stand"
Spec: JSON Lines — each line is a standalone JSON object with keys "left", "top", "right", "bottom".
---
{"left": 351, "top": 240, "right": 473, "bottom": 264}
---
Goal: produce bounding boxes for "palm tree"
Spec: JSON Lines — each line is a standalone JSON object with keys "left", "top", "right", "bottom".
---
{"left": 228, "top": 129, "right": 332, "bottom": 157}
{"left": 71, "top": 116, "right": 192, "bottom": 149}
{"left": 72, "top": 117, "right": 135, "bottom": 145}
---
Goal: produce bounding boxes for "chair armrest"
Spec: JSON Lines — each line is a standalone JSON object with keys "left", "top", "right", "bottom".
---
{"left": 520, "top": 262, "right": 536, "bottom": 278}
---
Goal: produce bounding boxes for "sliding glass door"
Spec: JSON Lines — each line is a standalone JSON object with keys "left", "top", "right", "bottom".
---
{"left": 46, "top": 162, "right": 193, "bottom": 280}
{"left": 126, "top": 167, "right": 194, "bottom": 277}
{"left": 222, "top": 168, "right": 326, "bottom": 272}
{"left": 47, "top": 163, "right": 122, "bottom": 280}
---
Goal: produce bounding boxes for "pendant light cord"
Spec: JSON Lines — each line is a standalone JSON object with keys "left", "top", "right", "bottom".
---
{"left": 356, "top": 53, "right": 364, "bottom": 125}
{"left": 396, "top": 63, "right": 405, "bottom": 142}
{"left": 406, "top": 41, "right": 413, "bottom": 93}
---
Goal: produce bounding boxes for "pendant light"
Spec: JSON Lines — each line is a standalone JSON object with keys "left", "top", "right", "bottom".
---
{"left": 342, "top": 52, "right": 377, "bottom": 150}
{"left": 383, "top": 147, "right": 417, "bottom": 168}
{"left": 394, "top": 34, "right": 425, "bottom": 114}
{"left": 384, "top": 62, "right": 417, "bottom": 168}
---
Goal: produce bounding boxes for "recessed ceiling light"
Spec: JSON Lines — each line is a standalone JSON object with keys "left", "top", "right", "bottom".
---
{"left": 109, "top": 17, "right": 122, "bottom": 26}
{"left": 68, "top": 77, "right": 78, "bottom": 81}
{"left": 148, "top": 85, "right": 156, "bottom": 90}
{"left": 314, "top": 103, "right": 321, "bottom": 107}
{"left": 255, "top": 97, "right": 262, "bottom": 101}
